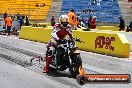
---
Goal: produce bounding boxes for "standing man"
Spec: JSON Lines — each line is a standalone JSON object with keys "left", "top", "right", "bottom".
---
{"left": 126, "top": 20, "right": 132, "bottom": 32}
{"left": 119, "top": 17, "right": 125, "bottom": 31}
{"left": 88, "top": 16, "right": 92, "bottom": 29}
{"left": 18, "top": 15, "right": 24, "bottom": 29}
{"left": 3, "top": 12, "right": 8, "bottom": 20}
{"left": 5, "top": 15, "right": 12, "bottom": 36}
{"left": 67, "top": 9, "right": 76, "bottom": 30}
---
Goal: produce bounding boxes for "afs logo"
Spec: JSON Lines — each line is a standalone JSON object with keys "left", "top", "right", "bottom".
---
{"left": 95, "top": 36, "right": 115, "bottom": 51}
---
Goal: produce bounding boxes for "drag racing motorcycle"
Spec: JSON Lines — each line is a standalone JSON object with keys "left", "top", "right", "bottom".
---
{"left": 48, "top": 38, "right": 84, "bottom": 77}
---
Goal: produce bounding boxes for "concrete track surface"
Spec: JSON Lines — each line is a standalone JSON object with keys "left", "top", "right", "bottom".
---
{"left": 0, "top": 35, "right": 132, "bottom": 88}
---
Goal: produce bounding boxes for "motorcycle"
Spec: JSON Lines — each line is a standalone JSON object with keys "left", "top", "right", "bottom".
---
{"left": 48, "top": 38, "right": 84, "bottom": 77}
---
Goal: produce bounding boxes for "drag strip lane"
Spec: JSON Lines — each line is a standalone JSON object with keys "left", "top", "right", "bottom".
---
{"left": 0, "top": 57, "right": 72, "bottom": 88}
{"left": 0, "top": 35, "right": 132, "bottom": 88}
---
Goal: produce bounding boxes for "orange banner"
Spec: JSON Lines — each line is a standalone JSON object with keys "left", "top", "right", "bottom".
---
{"left": 76, "top": 74, "right": 131, "bottom": 85}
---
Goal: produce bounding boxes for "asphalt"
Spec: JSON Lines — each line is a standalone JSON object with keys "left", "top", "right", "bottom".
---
{"left": 0, "top": 35, "right": 132, "bottom": 88}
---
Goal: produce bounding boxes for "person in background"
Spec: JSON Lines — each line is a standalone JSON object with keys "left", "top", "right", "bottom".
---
{"left": 3, "top": 12, "right": 8, "bottom": 20}
{"left": 81, "top": 18, "right": 85, "bottom": 25}
{"left": 11, "top": 15, "right": 15, "bottom": 21}
{"left": 16, "top": 13, "right": 20, "bottom": 20}
{"left": 126, "top": 20, "right": 132, "bottom": 32}
{"left": 51, "top": 15, "right": 56, "bottom": 26}
{"left": 88, "top": 16, "right": 92, "bottom": 29}
{"left": 74, "top": 15, "right": 78, "bottom": 30}
{"left": 36, "top": 3, "right": 39, "bottom": 7}
{"left": 67, "top": 9, "right": 76, "bottom": 30}
{"left": 80, "top": 18, "right": 86, "bottom": 27}
{"left": 119, "top": 17, "right": 125, "bottom": 31}
{"left": 25, "top": 16, "right": 30, "bottom": 26}
{"left": 18, "top": 15, "right": 24, "bottom": 29}
{"left": 23, "top": 16, "right": 26, "bottom": 26}
{"left": 76, "top": 14, "right": 82, "bottom": 28}
{"left": 3, "top": 12, "right": 8, "bottom": 31}
{"left": 89, "top": 16, "right": 97, "bottom": 29}
{"left": 84, "top": 19, "right": 88, "bottom": 28}
{"left": 5, "top": 15, "right": 12, "bottom": 36}
{"left": 14, "top": 15, "right": 17, "bottom": 21}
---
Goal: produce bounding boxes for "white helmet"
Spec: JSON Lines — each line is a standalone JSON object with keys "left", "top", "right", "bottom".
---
{"left": 93, "top": 16, "right": 97, "bottom": 19}
{"left": 59, "top": 15, "right": 69, "bottom": 27}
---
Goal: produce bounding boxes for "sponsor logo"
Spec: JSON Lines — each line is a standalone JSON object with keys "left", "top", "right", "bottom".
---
{"left": 95, "top": 36, "right": 115, "bottom": 51}
{"left": 76, "top": 74, "right": 131, "bottom": 85}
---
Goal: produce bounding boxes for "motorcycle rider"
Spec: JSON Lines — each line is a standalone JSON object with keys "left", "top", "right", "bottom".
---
{"left": 43, "top": 15, "right": 73, "bottom": 73}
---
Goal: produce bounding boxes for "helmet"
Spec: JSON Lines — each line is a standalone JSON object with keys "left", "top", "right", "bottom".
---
{"left": 59, "top": 15, "right": 69, "bottom": 27}
{"left": 93, "top": 16, "right": 97, "bottom": 19}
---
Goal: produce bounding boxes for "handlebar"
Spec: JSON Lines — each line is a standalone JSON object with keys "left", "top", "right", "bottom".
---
{"left": 73, "top": 38, "right": 85, "bottom": 43}
{"left": 57, "top": 38, "right": 85, "bottom": 44}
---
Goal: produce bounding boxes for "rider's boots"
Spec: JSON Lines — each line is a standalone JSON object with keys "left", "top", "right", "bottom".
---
{"left": 43, "top": 55, "right": 52, "bottom": 73}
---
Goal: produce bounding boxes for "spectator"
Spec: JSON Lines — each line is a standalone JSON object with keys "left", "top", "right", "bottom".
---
{"left": 18, "top": 15, "right": 24, "bottom": 29}
{"left": 67, "top": 9, "right": 76, "bottom": 30}
{"left": 11, "top": 15, "right": 15, "bottom": 21}
{"left": 14, "top": 15, "right": 17, "bottom": 21}
{"left": 89, "top": 16, "right": 97, "bottom": 29}
{"left": 51, "top": 16, "right": 55, "bottom": 26}
{"left": 80, "top": 18, "right": 86, "bottom": 27}
{"left": 119, "top": 17, "right": 125, "bottom": 31}
{"left": 84, "top": 19, "right": 88, "bottom": 28}
{"left": 25, "top": 16, "right": 30, "bottom": 26}
{"left": 77, "top": 14, "right": 81, "bottom": 22}
{"left": 88, "top": 16, "right": 92, "bottom": 29}
{"left": 22, "top": 15, "right": 25, "bottom": 19}
{"left": 81, "top": 18, "right": 85, "bottom": 24}
{"left": 3, "top": 12, "right": 8, "bottom": 20}
{"left": 23, "top": 16, "right": 26, "bottom": 25}
{"left": 74, "top": 15, "right": 79, "bottom": 30}
{"left": 76, "top": 14, "right": 82, "bottom": 28}
{"left": 126, "top": 21, "right": 132, "bottom": 32}
{"left": 5, "top": 15, "right": 12, "bottom": 36}
{"left": 36, "top": 3, "right": 39, "bottom": 7}
{"left": 16, "top": 13, "right": 20, "bottom": 20}
{"left": 129, "top": 21, "right": 132, "bottom": 29}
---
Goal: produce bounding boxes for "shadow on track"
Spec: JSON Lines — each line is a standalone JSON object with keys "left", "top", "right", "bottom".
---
{"left": 46, "top": 66, "right": 74, "bottom": 78}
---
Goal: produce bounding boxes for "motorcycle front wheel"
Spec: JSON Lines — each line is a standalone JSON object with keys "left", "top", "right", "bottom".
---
{"left": 69, "top": 55, "right": 82, "bottom": 78}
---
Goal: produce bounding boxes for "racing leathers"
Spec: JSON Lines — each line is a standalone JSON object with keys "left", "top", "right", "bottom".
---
{"left": 43, "top": 23, "right": 73, "bottom": 73}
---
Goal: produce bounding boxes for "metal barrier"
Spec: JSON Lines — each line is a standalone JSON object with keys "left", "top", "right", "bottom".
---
{"left": 19, "top": 26, "right": 130, "bottom": 58}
